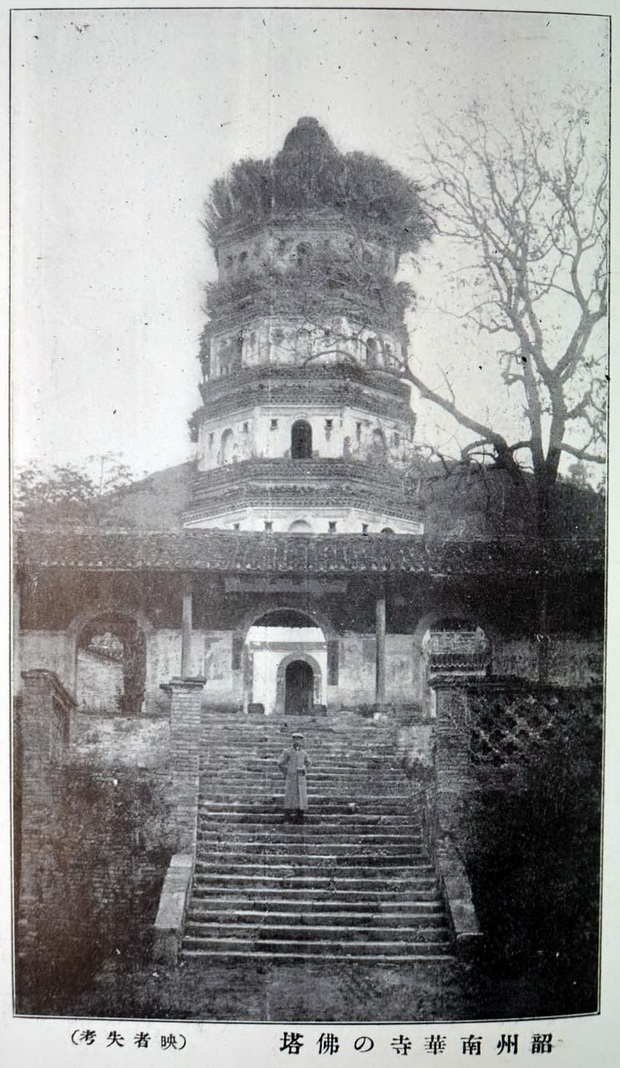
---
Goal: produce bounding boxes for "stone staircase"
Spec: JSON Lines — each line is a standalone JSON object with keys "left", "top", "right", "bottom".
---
{"left": 181, "top": 711, "right": 454, "bottom": 963}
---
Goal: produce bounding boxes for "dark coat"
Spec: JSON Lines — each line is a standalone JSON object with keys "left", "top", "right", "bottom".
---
{"left": 278, "top": 746, "right": 311, "bottom": 810}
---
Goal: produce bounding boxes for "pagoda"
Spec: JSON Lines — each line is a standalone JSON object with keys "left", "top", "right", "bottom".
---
{"left": 184, "top": 116, "right": 427, "bottom": 534}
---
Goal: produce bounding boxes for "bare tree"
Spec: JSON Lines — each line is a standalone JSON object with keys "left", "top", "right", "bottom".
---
{"left": 404, "top": 94, "right": 608, "bottom": 535}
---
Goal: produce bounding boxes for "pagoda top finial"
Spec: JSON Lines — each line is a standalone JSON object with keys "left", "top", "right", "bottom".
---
{"left": 280, "top": 116, "right": 336, "bottom": 158}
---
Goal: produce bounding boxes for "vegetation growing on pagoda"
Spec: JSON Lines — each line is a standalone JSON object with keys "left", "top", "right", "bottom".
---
{"left": 203, "top": 244, "right": 414, "bottom": 339}
{"left": 205, "top": 147, "right": 433, "bottom": 260}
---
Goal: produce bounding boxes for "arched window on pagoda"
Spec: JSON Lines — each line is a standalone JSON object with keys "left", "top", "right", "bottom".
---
{"left": 296, "top": 328, "right": 311, "bottom": 359}
{"left": 291, "top": 420, "right": 313, "bottom": 460}
{"left": 221, "top": 428, "right": 234, "bottom": 465}
{"left": 365, "top": 337, "right": 379, "bottom": 368}
{"left": 296, "top": 242, "right": 312, "bottom": 269}
{"left": 371, "top": 428, "right": 387, "bottom": 458}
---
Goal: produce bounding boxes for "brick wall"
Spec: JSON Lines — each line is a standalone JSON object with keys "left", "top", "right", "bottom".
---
{"left": 70, "top": 712, "right": 170, "bottom": 768}
{"left": 15, "top": 670, "right": 176, "bottom": 1013}
{"left": 493, "top": 636, "right": 603, "bottom": 685}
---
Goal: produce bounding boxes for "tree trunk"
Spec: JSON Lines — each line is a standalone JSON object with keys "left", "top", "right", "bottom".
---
{"left": 537, "top": 581, "right": 549, "bottom": 684}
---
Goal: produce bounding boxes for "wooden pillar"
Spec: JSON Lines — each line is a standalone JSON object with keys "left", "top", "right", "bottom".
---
{"left": 180, "top": 576, "right": 193, "bottom": 678}
{"left": 375, "top": 591, "right": 386, "bottom": 705}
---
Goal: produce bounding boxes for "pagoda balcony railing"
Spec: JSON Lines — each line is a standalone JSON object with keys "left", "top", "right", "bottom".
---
{"left": 201, "top": 362, "right": 411, "bottom": 401}
{"left": 200, "top": 382, "right": 414, "bottom": 426}
{"left": 184, "top": 487, "right": 421, "bottom": 524}
{"left": 192, "top": 457, "right": 405, "bottom": 493}
{"left": 204, "top": 292, "right": 405, "bottom": 338}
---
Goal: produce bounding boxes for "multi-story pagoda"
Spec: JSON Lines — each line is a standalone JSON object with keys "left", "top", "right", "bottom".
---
{"left": 185, "top": 116, "right": 426, "bottom": 534}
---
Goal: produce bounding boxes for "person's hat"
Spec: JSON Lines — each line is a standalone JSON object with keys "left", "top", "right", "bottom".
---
{"left": 291, "top": 732, "right": 304, "bottom": 740}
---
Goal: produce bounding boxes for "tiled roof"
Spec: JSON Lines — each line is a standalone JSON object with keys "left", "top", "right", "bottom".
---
{"left": 15, "top": 528, "right": 603, "bottom": 576}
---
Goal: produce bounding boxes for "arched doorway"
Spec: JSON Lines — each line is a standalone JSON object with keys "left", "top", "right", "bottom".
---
{"left": 291, "top": 420, "right": 313, "bottom": 459}
{"left": 243, "top": 608, "right": 326, "bottom": 714}
{"left": 284, "top": 660, "right": 315, "bottom": 714}
{"left": 76, "top": 612, "right": 146, "bottom": 714}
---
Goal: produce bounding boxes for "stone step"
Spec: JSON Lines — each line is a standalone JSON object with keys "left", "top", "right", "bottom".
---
{"left": 187, "top": 901, "right": 444, "bottom": 918}
{"left": 184, "top": 920, "right": 450, "bottom": 942}
{"left": 201, "top": 721, "right": 396, "bottom": 730}
{"left": 189, "top": 885, "right": 443, "bottom": 904}
{"left": 194, "top": 853, "right": 428, "bottom": 872}
{"left": 201, "top": 785, "right": 408, "bottom": 795}
{"left": 195, "top": 814, "right": 415, "bottom": 827}
{"left": 201, "top": 746, "right": 397, "bottom": 756}
{"left": 198, "top": 773, "right": 401, "bottom": 781}
{"left": 198, "top": 797, "right": 412, "bottom": 810}
{"left": 201, "top": 755, "right": 398, "bottom": 764}
{"left": 202, "top": 743, "right": 398, "bottom": 751}
{"left": 198, "top": 809, "right": 418, "bottom": 821}
{"left": 181, "top": 947, "right": 453, "bottom": 963}
{"left": 198, "top": 793, "right": 409, "bottom": 806}
{"left": 191, "top": 872, "right": 437, "bottom": 892}
{"left": 194, "top": 856, "right": 428, "bottom": 872}
{"left": 195, "top": 837, "right": 423, "bottom": 854}
{"left": 195, "top": 840, "right": 426, "bottom": 857}
{"left": 200, "top": 743, "right": 397, "bottom": 753}
{"left": 199, "top": 777, "right": 408, "bottom": 790}
{"left": 201, "top": 767, "right": 405, "bottom": 778}
{"left": 201, "top": 727, "right": 395, "bottom": 734}
{"left": 181, "top": 936, "right": 453, "bottom": 958}
{"left": 196, "top": 830, "right": 423, "bottom": 845}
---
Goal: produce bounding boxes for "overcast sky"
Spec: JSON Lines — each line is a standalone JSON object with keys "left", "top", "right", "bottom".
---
{"left": 11, "top": 7, "right": 609, "bottom": 478}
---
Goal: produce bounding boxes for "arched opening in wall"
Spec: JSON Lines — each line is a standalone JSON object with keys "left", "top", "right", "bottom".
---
{"left": 371, "top": 428, "right": 387, "bottom": 462}
{"left": 221, "top": 428, "right": 234, "bottom": 464}
{"left": 296, "top": 242, "right": 312, "bottom": 269}
{"left": 288, "top": 519, "right": 313, "bottom": 533}
{"left": 244, "top": 608, "right": 327, "bottom": 715}
{"left": 284, "top": 660, "right": 315, "bottom": 715}
{"left": 291, "top": 420, "right": 313, "bottom": 460}
{"left": 365, "top": 337, "right": 379, "bottom": 368}
{"left": 423, "top": 617, "right": 490, "bottom": 681}
{"left": 296, "top": 329, "right": 311, "bottom": 359}
{"left": 76, "top": 613, "right": 146, "bottom": 714}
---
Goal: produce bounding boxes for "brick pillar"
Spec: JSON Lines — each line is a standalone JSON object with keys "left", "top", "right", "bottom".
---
{"left": 17, "top": 670, "right": 75, "bottom": 962}
{"left": 160, "top": 676, "right": 205, "bottom": 853}
{"left": 431, "top": 681, "right": 481, "bottom": 952}
{"left": 434, "top": 684, "right": 473, "bottom": 831}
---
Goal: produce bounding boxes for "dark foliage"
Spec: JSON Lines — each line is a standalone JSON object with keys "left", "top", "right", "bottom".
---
{"left": 205, "top": 123, "right": 433, "bottom": 258}
{"left": 464, "top": 689, "right": 602, "bottom": 1015}
{"left": 204, "top": 245, "right": 414, "bottom": 337}
{"left": 17, "top": 768, "right": 173, "bottom": 1013}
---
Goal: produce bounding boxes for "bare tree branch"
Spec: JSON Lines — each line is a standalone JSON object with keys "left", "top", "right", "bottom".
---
{"left": 413, "top": 92, "right": 608, "bottom": 532}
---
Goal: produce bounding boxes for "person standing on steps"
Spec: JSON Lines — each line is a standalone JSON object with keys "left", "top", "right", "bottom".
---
{"left": 278, "top": 732, "right": 311, "bottom": 824}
